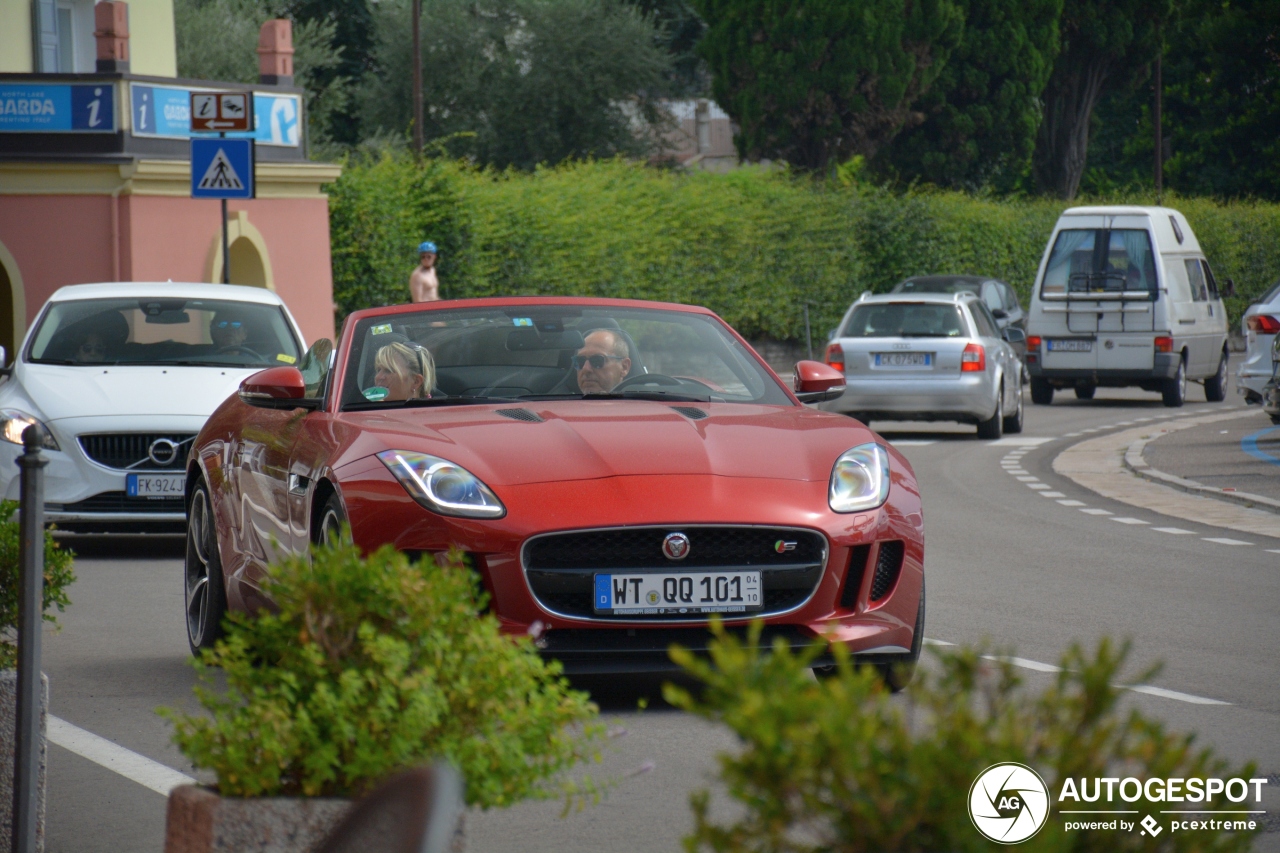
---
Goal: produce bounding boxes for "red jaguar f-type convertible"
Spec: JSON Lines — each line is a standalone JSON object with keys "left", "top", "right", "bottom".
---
{"left": 184, "top": 297, "right": 925, "bottom": 682}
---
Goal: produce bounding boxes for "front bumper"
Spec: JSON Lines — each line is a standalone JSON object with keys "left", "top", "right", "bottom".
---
{"left": 821, "top": 374, "right": 997, "bottom": 423}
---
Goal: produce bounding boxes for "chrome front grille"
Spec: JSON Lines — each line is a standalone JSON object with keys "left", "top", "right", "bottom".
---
{"left": 78, "top": 433, "right": 195, "bottom": 470}
{"left": 523, "top": 526, "right": 827, "bottom": 621}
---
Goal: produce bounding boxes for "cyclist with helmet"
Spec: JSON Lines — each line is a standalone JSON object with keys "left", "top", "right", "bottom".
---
{"left": 409, "top": 240, "right": 441, "bottom": 303}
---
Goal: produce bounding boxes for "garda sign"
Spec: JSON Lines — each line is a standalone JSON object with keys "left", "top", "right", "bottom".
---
{"left": 132, "top": 83, "right": 299, "bottom": 147}
{"left": 190, "top": 91, "right": 252, "bottom": 132}
{"left": 0, "top": 83, "right": 116, "bottom": 132}
{"left": 190, "top": 138, "right": 254, "bottom": 199}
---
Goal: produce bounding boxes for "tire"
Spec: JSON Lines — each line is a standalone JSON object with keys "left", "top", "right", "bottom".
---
{"left": 1002, "top": 374, "right": 1024, "bottom": 434}
{"left": 976, "top": 388, "right": 1003, "bottom": 439}
{"left": 315, "top": 490, "right": 350, "bottom": 546}
{"left": 1030, "top": 378, "right": 1054, "bottom": 406}
{"left": 1162, "top": 356, "right": 1186, "bottom": 407}
{"left": 1074, "top": 384, "right": 1096, "bottom": 400}
{"left": 1204, "top": 350, "right": 1228, "bottom": 402}
{"left": 849, "top": 412, "right": 872, "bottom": 427}
{"left": 185, "top": 480, "right": 228, "bottom": 655}
{"left": 879, "top": 578, "right": 925, "bottom": 693}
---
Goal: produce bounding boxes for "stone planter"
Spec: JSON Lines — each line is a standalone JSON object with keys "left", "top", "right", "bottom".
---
{"left": 1, "top": 670, "right": 48, "bottom": 853}
{"left": 164, "top": 785, "right": 351, "bottom": 853}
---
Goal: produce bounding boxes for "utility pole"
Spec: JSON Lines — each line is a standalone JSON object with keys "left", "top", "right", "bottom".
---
{"left": 412, "top": 0, "right": 424, "bottom": 157}
{"left": 1153, "top": 32, "right": 1163, "bottom": 205}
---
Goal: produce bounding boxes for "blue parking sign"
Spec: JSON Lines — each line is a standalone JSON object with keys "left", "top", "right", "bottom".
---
{"left": 190, "top": 138, "right": 254, "bottom": 199}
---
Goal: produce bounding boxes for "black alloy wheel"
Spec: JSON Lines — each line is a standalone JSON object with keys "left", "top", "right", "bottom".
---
{"left": 1003, "top": 374, "right": 1025, "bottom": 434}
{"left": 1204, "top": 350, "right": 1228, "bottom": 402}
{"left": 879, "top": 578, "right": 925, "bottom": 693}
{"left": 185, "top": 480, "right": 228, "bottom": 655}
{"left": 315, "top": 491, "right": 350, "bottom": 546}
{"left": 1162, "top": 356, "right": 1187, "bottom": 407}
{"left": 1030, "top": 378, "right": 1054, "bottom": 405}
{"left": 976, "top": 388, "right": 1003, "bottom": 439}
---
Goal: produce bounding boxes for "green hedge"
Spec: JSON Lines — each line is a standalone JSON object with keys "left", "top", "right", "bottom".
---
{"left": 329, "top": 156, "right": 1280, "bottom": 341}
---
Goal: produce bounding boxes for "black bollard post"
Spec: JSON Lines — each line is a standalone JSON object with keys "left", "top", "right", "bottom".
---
{"left": 11, "top": 425, "right": 47, "bottom": 853}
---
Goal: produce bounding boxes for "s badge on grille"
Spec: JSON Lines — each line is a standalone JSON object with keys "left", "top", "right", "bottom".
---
{"left": 662, "top": 532, "right": 691, "bottom": 560}
{"left": 775, "top": 540, "right": 797, "bottom": 553}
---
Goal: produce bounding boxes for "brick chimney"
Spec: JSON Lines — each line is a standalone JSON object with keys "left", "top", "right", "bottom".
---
{"left": 94, "top": 1, "right": 130, "bottom": 73}
{"left": 257, "top": 20, "right": 294, "bottom": 86}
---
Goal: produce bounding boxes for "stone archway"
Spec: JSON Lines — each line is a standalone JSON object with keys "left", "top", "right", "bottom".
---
{"left": 0, "top": 240, "right": 27, "bottom": 365}
{"left": 206, "top": 210, "right": 275, "bottom": 290}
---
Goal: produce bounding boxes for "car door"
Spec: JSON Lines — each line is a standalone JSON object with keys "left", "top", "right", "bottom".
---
{"left": 971, "top": 301, "right": 1013, "bottom": 408}
{"left": 1183, "top": 258, "right": 1214, "bottom": 376}
{"left": 1200, "top": 259, "right": 1229, "bottom": 368}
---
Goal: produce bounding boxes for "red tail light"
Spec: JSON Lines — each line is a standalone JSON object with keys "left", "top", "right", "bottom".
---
{"left": 961, "top": 342, "right": 985, "bottom": 372}
{"left": 825, "top": 342, "right": 845, "bottom": 371}
{"left": 1154, "top": 336, "right": 1174, "bottom": 353}
{"left": 1246, "top": 314, "right": 1280, "bottom": 334}
{"left": 1026, "top": 335, "right": 1042, "bottom": 351}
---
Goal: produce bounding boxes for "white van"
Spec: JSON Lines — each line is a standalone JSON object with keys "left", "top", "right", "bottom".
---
{"left": 1024, "top": 206, "right": 1230, "bottom": 407}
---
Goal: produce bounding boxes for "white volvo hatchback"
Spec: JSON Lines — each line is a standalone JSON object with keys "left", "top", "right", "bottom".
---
{"left": 0, "top": 282, "right": 306, "bottom": 532}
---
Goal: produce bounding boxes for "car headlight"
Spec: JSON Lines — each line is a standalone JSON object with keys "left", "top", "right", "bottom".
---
{"left": 0, "top": 410, "right": 58, "bottom": 451}
{"left": 829, "top": 442, "right": 890, "bottom": 513}
{"left": 377, "top": 450, "right": 505, "bottom": 518}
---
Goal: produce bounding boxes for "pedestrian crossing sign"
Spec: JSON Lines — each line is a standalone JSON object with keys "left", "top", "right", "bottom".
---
{"left": 190, "top": 137, "right": 254, "bottom": 199}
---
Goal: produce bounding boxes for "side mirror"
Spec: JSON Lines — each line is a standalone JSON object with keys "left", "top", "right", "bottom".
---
{"left": 793, "top": 360, "right": 846, "bottom": 404}
{"left": 239, "top": 366, "right": 318, "bottom": 409}
{"left": 1002, "top": 327, "right": 1026, "bottom": 344}
{"left": 1224, "top": 278, "right": 1237, "bottom": 299}
{"left": 991, "top": 308, "right": 1008, "bottom": 320}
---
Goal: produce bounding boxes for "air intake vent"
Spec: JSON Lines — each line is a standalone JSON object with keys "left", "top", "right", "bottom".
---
{"left": 671, "top": 406, "right": 708, "bottom": 420}
{"left": 495, "top": 408, "right": 544, "bottom": 423}
{"left": 840, "top": 544, "right": 871, "bottom": 608}
{"left": 869, "top": 541, "right": 904, "bottom": 602}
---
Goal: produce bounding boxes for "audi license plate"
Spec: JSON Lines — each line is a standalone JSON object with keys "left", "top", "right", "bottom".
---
{"left": 127, "top": 472, "right": 185, "bottom": 498}
{"left": 1047, "top": 339, "right": 1093, "bottom": 352}
{"left": 874, "top": 352, "right": 932, "bottom": 367}
{"left": 593, "top": 571, "right": 762, "bottom": 615}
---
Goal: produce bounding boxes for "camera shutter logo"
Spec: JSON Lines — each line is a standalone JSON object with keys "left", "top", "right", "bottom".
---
{"left": 662, "top": 532, "right": 691, "bottom": 561}
{"left": 969, "top": 763, "right": 1050, "bottom": 844}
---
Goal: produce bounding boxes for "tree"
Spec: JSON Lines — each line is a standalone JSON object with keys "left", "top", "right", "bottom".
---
{"left": 359, "top": 0, "right": 671, "bottom": 170}
{"left": 1031, "top": 0, "right": 1173, "bottom": 199}
{"left": 690, "top": 0, "right": 964, "bottom": 172}
{"left": 882, "top": 0, "right": 1062, "bottom": 191}
{"left": 281, "top": 0, "right": 376, "bottom": 145}
{"left": 624, "top": 0, "right": 711, "bottom": 96}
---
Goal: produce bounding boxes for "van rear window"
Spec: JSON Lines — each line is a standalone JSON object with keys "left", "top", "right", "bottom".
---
{"left": 1041, "top": 229, "right": 1157, "bottom": 297}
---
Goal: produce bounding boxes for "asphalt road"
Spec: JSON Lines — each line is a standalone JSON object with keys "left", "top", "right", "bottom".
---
{"left": 35, "top": 381, "right": 1280, "bottom": 853}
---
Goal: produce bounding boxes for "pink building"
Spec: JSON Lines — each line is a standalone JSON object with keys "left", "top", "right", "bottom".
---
{"left": 0, "top": 7, "right": 341, "bottom": 358}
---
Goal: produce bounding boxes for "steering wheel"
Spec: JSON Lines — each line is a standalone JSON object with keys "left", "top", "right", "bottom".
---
{"left": 612, "top": 373, "right": 683, "bottom": 391}
{"left": 215, "top": 345, "right": 263, "bottom": 359}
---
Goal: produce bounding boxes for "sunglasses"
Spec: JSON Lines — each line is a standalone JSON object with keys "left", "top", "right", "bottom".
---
{"left": 216, "top": 320, "right": 244, "bottom": 329}
{"left": 573, "top": 354, "right": 625, "bottom": 370}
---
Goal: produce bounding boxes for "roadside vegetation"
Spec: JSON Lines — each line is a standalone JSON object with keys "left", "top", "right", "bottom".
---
{"left": 668, "top": 621, "right": 1260, "bottom": 852}
{"left": 0, "top": 501, "right": 75, "bottom": 669}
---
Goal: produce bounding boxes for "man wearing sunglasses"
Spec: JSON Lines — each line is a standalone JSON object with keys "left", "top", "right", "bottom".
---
{"left": 574, "top": 329, "right": 632, "bottom": 394}
{"left": 209, "top": 310, "right": 251, "bottom": 351}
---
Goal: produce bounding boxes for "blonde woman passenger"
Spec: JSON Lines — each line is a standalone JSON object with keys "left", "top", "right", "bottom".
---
{"left": 373, "top": 341, "right": 435, "bottom": 401}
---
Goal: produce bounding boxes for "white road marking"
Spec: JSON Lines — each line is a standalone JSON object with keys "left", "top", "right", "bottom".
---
{"left": 1153, "top": 527, "right": 1194, "bottom": 535}
{"left": 1203, "top": 537, "right": 1252, "bottom": 546}
{"left": 1057, "top": 499, "right": 1086, "bottom": 506}
{"left": 1082, "top": 428, "right": 1099, "bottom": 433}
{"left": 1117, "top": 421, "right": 1135, "bottom": 426}
{"left": 1268, "top": 549, "right": 1280, "bottom": 555}
{"left": 1016, "top": 476, "right": 1039, "bottom": 482}
{"left": 1126, "top": 685, "right": 1231, "bottom": 706}
{"left": 891, "top": 440, "right": 937, "bottom": 446}
{"left": 923, "top": 638, "right": 955, "bottom": 646}
{"left": 1134, "top": 418, "right": 1153, "bottom": 422}
{"left": 983, "top": 655, "right": 1061, "bottom": 672}
{"left": 1080, "top": 508, "right": 1113, "bottom": 515}
{"left": 1112, "top": 517, "right": 1149, "bottom": 525}
{"left": 1027, "top": 483, "right": 1051, "bottom": 490}
{"left": 1063, "top": 432, "right": 1083, "bottom": 437}
{"left": 1039, "top": 491, "right": 1066, "bottom": 498}
{"left": 48, "top": 716, "right": 196, "bottom": 796}
{"left": 990, "top": 437, "right": 1055, "bottom": 446}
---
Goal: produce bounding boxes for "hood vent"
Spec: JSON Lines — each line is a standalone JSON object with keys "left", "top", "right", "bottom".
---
{"left": 496, "top": 408, "right": 544, "bottom": 423}
{"left": 671, "top": 406, "right": 708, "bottom": 420}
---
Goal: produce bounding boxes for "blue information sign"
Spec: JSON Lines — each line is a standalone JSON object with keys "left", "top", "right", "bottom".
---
{"left": 0, "top": 83, "right": 116, "bottom": 132}
{"left": 132, "top": 83, "right": 300, "bottom": 147}
{"left": 191, "top": 138, "right": 254, "bottom": 199}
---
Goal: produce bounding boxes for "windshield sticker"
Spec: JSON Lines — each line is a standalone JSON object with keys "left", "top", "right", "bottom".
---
{"left": 371, "top": 323, "right": 394, "bottom": 335}
{"left": 362, "top": 386, "right": 389, "bottom": 401}
{"left": 276, "top": 353, "right": 297, "bottom": 364}
{"left": 513, "top": 318, "right": 533, "bottom": 327}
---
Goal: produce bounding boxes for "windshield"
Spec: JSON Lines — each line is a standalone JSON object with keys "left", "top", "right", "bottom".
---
{"left": 1041, "top": 228, "right": 1157, "bottom": 297}
{"left": 891, "top": 278, "right": 981, "bottom": 295}
{"left": 840, "top": 303, "right": 966, "bottom": 338}
{"left": 339, "top": 305, "right": 792, "bottom": 409}
{"left": 27, "top": 297, "right": 302, "bottom": 367}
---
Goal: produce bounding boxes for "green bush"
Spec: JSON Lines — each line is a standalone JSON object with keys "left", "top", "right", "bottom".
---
{"left": 0, "top": 500, "right": 75, "bottom": 669}
{"left": 665, "top": 621, "right": 1260, "bottom": 852}
{"left": 327, "top": 157, "right": 1280, "bottom": 339}
{"left": 159, "top": 543, "right": 603, "bottom": 805}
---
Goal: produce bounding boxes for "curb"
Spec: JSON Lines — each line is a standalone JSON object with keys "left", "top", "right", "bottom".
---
{"left": 1122, "top": 437, "right": 1280, "bottom": 516}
